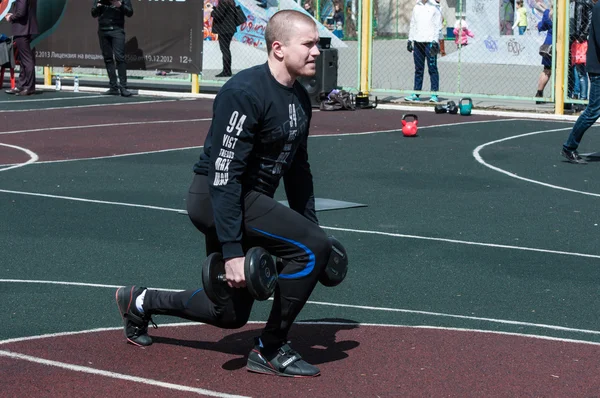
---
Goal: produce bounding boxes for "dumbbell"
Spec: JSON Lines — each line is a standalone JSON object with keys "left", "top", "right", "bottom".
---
{"left": 202, "top": 247, "right": 277, "bottom": 305}
{"left": 446, "top": 101, "right": 458, "bottom": 114}
{"left": 434, "top": 104, "right": 448, "bottom": 114}
{"left": 320, "top": 236, "right": 348, "bottom": 287}
{"left": 275, "top": 236, "right": 349, "bottom": 287}
{"left": 434, "top": 101, "right": 459, "bottom": 114}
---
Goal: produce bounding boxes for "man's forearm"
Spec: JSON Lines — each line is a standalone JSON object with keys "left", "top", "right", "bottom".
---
{"left": 122, "top": 0, "right": 133, "bottom": 17}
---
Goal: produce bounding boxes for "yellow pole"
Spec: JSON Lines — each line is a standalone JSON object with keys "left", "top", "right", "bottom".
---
{"left": 359, "top": 0, "right": 372, "bottom": 94}
{"left": 191, "top": 73, "right": 199, "bottom": 94}
{"left": 554, "top": 0, "right": 566, "bottom": 115}
{"left": 44, "top": 67, "right": 52, "bottom": 86}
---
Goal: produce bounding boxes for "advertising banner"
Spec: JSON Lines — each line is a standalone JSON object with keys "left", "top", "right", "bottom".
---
{"left": 202, "top": 0, "right": 346, "bottom": 49}
{"left": 0, "top": 0, "right": 204, "bottom": 73}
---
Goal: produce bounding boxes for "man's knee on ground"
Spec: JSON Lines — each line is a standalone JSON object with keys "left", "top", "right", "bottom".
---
{"left": 217, "top": 311, "right": 250, "bottom": 329}
{"left": 213, "top": 303, "right": 251, "bottom": 329}
{"left": 217, "top": 316, "right": 248, "bottom": 329}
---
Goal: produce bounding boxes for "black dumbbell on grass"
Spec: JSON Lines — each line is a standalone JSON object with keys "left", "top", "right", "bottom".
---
{"left": 202, "top": 247, "right": 277, "bottom": 305}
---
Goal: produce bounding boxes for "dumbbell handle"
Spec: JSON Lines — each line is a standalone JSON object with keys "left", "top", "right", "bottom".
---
{"left": 216, "top": 273, "right": 246, "bottom": 284}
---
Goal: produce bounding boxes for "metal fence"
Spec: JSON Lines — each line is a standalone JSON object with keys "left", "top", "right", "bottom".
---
{"left": 35, "top": 0, "right": 587, "bottom": 111}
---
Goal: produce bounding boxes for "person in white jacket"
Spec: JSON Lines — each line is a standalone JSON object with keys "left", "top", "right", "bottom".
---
{"left": 405, "top": 0, "right": 443, "bottom": 103}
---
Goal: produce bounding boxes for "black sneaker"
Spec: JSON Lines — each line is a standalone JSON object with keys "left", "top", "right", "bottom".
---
{"left": 246, "top": 338, "right": 320, "bottom": 377}
{"left": 119, "top": 87, "right": 132, "bottom": 97}
{"left": 115, "top": 286, "right": 156, "bottom": 347}
{"left": 104, "top": 88, "right": 120, "bottom": 95}
{"left": 535, "top": 93, "right": 545, "bottom": 105}
{"left": 215, "top": 71, "right": 232, "bottom": 78}
{"left": 561, "top": 148, "right": 588, "bottom": 164}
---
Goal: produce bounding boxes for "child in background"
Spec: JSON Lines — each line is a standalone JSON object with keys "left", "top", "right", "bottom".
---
{"left": 453, "top": 18, "right": 475, "bottom": 47}
{"left": 512, "top": 0, "right": 528, "bottom": 35}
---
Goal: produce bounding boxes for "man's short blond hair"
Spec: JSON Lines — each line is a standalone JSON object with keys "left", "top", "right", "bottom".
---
{"left": 265, "top": 10, "right": 317, "bottom": 54}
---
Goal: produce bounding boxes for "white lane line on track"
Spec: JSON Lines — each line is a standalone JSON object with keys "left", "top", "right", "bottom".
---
{"left": 473, "top": 126, "right": 600, "bottom": 197}
{"left": 0, "top": 144, "right": 38, "bottom": 172}
{"left": 1, "top": 279, "right": 599, "bottom": 336}
{"left": 0, "top": 349, "right": 249, "bottom": 398}
{"left": 0, "top": 189, "right": 598, "bottom": 261}
{"left": 0, "top": 191, "right": 186, "bottom": 212}
{"left": 0, "top": 95, "right": 106, "bottom": 104}
{"left": 0, "top": 145, "right": 200, "bottom": 166}
{"left": 323, "top": 225, "right": 600, "bottom": 259}
{"left": 0, "top": 320, "right": 598, "bottom": 346}
{"left": 0, "top": 118, "right": 212, "bottom": 135}
{"left": 0, "top": 98, "right": 194, "bottom": 113}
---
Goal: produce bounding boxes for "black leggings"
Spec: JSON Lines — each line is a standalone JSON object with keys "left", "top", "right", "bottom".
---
{"left": 144, "top": 174, "right": 331, "bottom": 349}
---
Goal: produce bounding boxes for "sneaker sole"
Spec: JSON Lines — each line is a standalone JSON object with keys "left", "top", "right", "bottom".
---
{"left": 246, "top": 357, "right": 320, "bottom": 378}
{"left": 115, "top": 287, "right": 148, "bottom": 347}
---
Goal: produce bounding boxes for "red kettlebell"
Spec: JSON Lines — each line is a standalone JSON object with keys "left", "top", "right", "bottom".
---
{"left": 401, "top": 114, "right": 418, "bottom": 137}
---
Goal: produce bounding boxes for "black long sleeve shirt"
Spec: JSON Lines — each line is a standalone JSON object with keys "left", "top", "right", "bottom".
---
{"left": 194, "top": 63, "right": 317, "bottom": 260}
{"left": 211, "top": 4, "right": 238, "bottom": 35}
{"left": 91, "top": 0, "right": 133, "bottom": 31}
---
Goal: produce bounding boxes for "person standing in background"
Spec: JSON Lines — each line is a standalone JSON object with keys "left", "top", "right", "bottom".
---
{"left": 209, "top": 0, "right": 238, "bottom": 77}
{"left": 512, "top": 0, "right": 528, "bottom": 35}
{"left": 405, "top": 0, "right": 443, "bottom": 103}
{"left": 570, "top": 0, "right": 594, "bottom": 105}
{"left": 344, "top": 4, "right": 357, "bottom": 39}
{"left": 535, "top": 4, "right": 553, "bottom": 103}
{"left": 561, "top": 0, "right": 600, "bottom": 164}
{"left": 4, "top": 0, "right": 38, "bottom": 96}
{"left": 332, "top": 2, "right": 344, "bottom": 39}
{"left": 91, "top": 0, "right": 134, "bottom": 97}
